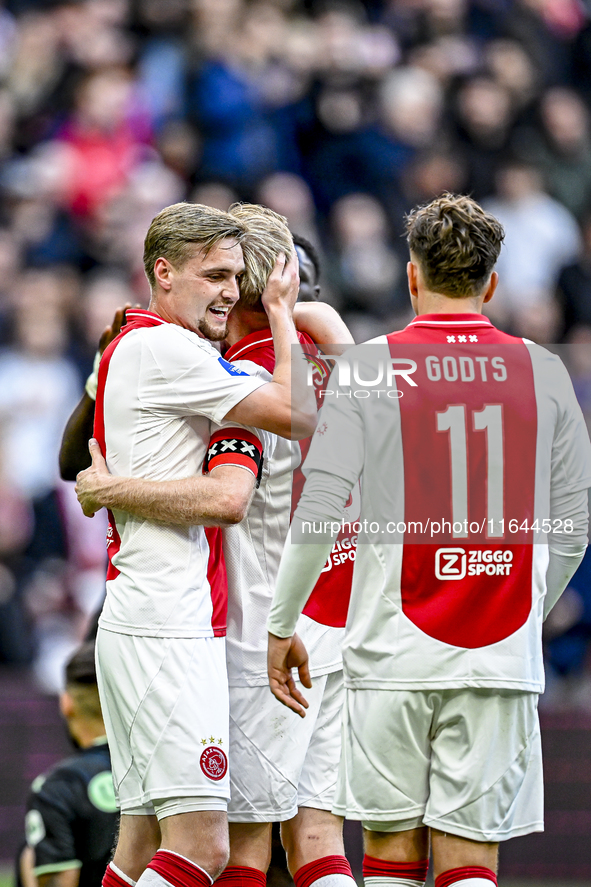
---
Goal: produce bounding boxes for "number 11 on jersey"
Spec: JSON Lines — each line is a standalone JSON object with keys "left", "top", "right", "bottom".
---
{"left": 437, "top": 403, "right": 504, "bottom": 538}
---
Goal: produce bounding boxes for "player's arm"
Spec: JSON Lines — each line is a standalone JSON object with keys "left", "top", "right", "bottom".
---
{"left": 223, "top": 254, "right": 317, "bottom": 440}
{"left": 37, "top": 870, "right": 80, "bottom": 887}
{"left": 18, "top": 846, "right": 38, "bottom": 887}
{"left": 293, "top": 301, "right": 355, "bottom": 354}
{"left": 59, "top": 307, "right": 130, "bottom": 480}
{"left": 544, "top": 357, "right": 591, "bottom": 616}
{"left": 76, "top": 437, "right": 258, "bottom": 526}
{"left": 267, "top": 468, "right": 354, "bottom": 716}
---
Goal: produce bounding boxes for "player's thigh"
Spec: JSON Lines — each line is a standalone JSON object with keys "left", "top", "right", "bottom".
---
{"left": 297, "top": 670, "right": 344, "bottom": 811}
{"left": 426, "top": 689, "right": 543, "bottom": 842}
{"left": 227, "top": 679, "right": 327, "bottom": 823}
{"left": 96, "top": 629, "right": 230, "bottom": 810}
{"left": 333, "top": 689, "right": 432, "bottom": 828}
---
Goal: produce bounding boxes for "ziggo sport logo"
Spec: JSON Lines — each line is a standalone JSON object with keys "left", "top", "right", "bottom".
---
{"left": 435, "top": 548, "right": 514, "bottom": 580}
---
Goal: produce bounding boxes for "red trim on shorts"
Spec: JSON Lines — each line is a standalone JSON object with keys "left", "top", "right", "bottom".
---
{"left": 363, "top": 855, "right": 429, "bottom": 882}
{"left": 435, "top": 867, "right": 497, "bottom": 887}
{"left": 147, "top": 850, "right": 212, "bottom": 887}
{"left": 205, "top": 526, "right": 227, "bottom": 636}
{"left": 294, "top": 855, "right": 354, "bottom": 887}
{"left": 215, "top": 866, "right": 266, "bottom": 887}
{"left": 102, "top": 864, "right": 131, "bottom": 887}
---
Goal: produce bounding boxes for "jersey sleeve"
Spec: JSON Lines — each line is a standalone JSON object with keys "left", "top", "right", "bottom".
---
{"left": 203, "top": 425, "right": 265, "bottom": 484}
{"left": 302, "top": 350, "right": 366, "bottom": 487}
{"left": 202, "top": 359, "right": 276, "bottom": 483}
{"left": 25, "top": 774, "right": 82, "bottom": 876}
{"left": 141, "top": 328, "right": 267, "bottom": 425}
{"left": 550, "top": 357, "right": 591, "bottom": 496}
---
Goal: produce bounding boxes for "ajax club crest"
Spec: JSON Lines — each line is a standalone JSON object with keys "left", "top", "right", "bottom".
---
{"left": 200, "top": 746, "right": 228, "bottom": 781}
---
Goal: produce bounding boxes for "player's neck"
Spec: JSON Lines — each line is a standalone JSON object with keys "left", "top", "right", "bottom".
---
{"left": 68, "top": 717, "right": 108, "bottom": 749}
{"left": 415, "top": 290, "right": 484, "bottom": 316}
{"left": 226, "top": 304, "right": 270, "bottom": 346}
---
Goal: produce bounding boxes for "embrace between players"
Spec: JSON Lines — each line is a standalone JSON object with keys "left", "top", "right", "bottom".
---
{"left": 63, "top": 195, "right": 591, "bottom": 887}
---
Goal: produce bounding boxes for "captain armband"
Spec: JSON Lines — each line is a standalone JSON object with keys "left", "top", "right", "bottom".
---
{"left": 203, "top": 428, "right": 264, "bottom": 486}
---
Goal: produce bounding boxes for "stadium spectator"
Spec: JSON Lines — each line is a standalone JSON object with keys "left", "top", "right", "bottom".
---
{"left": 484, "top": 159, "right": 581, "bottom": 340}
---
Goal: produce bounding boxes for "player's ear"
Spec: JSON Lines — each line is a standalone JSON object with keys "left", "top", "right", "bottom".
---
{"left": 407, "top": 261, "right": 419, "bottom": 297}
{"left": 483, "top": 271, "right": 498, "bottom": 303}
{"left": 154, "top": 257, "right": 174, "bottom": 291}
{"left": 60, "top": 691, "right": 74, "bottom": 719}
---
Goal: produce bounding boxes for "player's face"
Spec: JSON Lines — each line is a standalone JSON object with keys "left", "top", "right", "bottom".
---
{"left": 157, "top": 238, "right": 245, "bottom": 341}
{"left": 295, "top": 245, "right": 320, "bottom": 302}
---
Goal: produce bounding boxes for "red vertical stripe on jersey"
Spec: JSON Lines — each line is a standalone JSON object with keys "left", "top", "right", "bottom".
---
{"left": 226, "top": 329, "right": 353, "bottom": 629}
{"left": 93, "top": 330, "right": 126, "bottom": 581}
{"left": 388, "top": 319, "right": 537, "bottom": 648}
{"left": 205, "top": 527, "right": 228, "bottom": 636}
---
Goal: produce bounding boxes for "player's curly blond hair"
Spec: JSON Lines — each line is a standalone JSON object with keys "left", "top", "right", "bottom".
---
{"left": 229, "top": 203, "right": 294, "bottom": 308}
{"left": 405, "top": 193, "right": 504, "bottom": 298}
{"left": 143, "top": 202, "right": 248, "bottom": 290}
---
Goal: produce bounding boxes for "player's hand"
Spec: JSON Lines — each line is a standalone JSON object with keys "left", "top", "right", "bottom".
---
{"left": 261, "top": 252, "right": 300, "bottom": 316}
{"left": 98, "top": 303, "right": 139, "bottom": 354}
{"left": 75, "top": 439, "right": 112, "bottom": 517}
{"left": 267, "top": 631, "right": 311, "bottom": 717}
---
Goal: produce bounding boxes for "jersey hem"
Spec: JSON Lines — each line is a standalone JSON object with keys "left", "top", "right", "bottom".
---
{"left": 423, "top": 815, "right": 545, "bottom": 842}
{"left": 97, "top": 621, "right": 222, "bottom": 639}
{"left": 228, "top": 806, "right": 298, "bottom": 823}
{"left": 343, "top": 678, "right": 544, "bottom": 692}
{"left": 34, "top": 862, "right": 83, "bottom": 875}
{"left": 121, "top": 787, "right": 230, "bottom": 809}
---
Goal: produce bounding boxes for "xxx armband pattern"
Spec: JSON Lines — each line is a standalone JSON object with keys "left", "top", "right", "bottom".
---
{"left": 203, "top": 428, "right": 264, "bottom": 486}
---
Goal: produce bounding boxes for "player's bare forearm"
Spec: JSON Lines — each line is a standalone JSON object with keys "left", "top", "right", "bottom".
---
{"left": 267, "top": 632, "right": 311, "bottom": 718}
{"left": 60, "top": 306, "right": 132, "bottom": 480}
{"left": 293, "top": 302, "right": 355, "bottom": 353}
{"left": 76, "top": 441, "right": 255, "bottom": 525}
{"left": 59, "top": 393, "right": 96, "bottom": 480}
{"left": 38, "top": 868, "right": 80, "bottom": 887}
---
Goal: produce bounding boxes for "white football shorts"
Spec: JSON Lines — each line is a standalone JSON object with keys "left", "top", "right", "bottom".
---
{"left": 227, "top": 670, "right": 343, "bottom": 822}
{"left": 333, "top": 687, "right": 544, "bottom": 842}
{"left": 96, "top": 628, "right": 230, "bottom": 815}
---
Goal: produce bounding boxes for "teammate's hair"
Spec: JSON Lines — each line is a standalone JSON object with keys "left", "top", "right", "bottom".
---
{"left": 143, "top": 202, "right": 248, "bottom": 290}
{"left": 405, "top": 192, "right": 505, "bottom": 298}
{"left": 292, "top": 233, "right": 321, "bottom": 284}
{"left": 229, "top": 203, "right": 293, "bottom": 308}
{"left": 64, "top": 641, "right": 102, "bottom": 722}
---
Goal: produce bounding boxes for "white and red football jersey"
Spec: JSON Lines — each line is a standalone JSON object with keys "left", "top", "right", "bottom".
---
{"left": 300, "top": 313, "right": 591, "bottom": 692}
{"left": 93, "top": 309, "right": 265, "bottom": 639}
{"left": 218, "top": 330, "right": 344, "bottom": 686}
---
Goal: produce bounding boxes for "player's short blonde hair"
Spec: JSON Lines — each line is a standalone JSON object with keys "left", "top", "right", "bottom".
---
{"left": 143, "top": 202, "right": 248, "bottom": 290}
{"left": 405, "top": 193, "right": 504, "bottom": 298}
{"left": 229, "top": 203, "right": 294, "bottom": 308}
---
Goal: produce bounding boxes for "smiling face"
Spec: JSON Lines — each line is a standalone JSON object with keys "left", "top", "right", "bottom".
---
{"left": 150, "top": 238, "right": 245, "bottom": 341}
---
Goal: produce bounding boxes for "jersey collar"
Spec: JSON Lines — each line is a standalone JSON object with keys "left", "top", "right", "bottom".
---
{"left": 124, "top": 309, "right": 169, "bottom": 328}
{"left": 225, "top": 328, "right": 273, "bottom": 362}
{"left": 408, "top": 313, "right": 494, "bottom": 328}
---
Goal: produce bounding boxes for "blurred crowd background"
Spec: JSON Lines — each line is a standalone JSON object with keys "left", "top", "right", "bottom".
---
{"left": 1, "top": 0, "right": 591, "bottom": 702}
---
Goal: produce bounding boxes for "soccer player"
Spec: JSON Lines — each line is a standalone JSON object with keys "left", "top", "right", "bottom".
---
{"left": 74, "top": 205, "right": 357, "bottom": 887}
{"left": 88, "top": 203, "right": 316, "bottom": 887}
{"left": 266, "top": 193, "right": 591, "bottom": 887}
{"left": 19, "top": 641, "right": 118, "bottom": 887}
